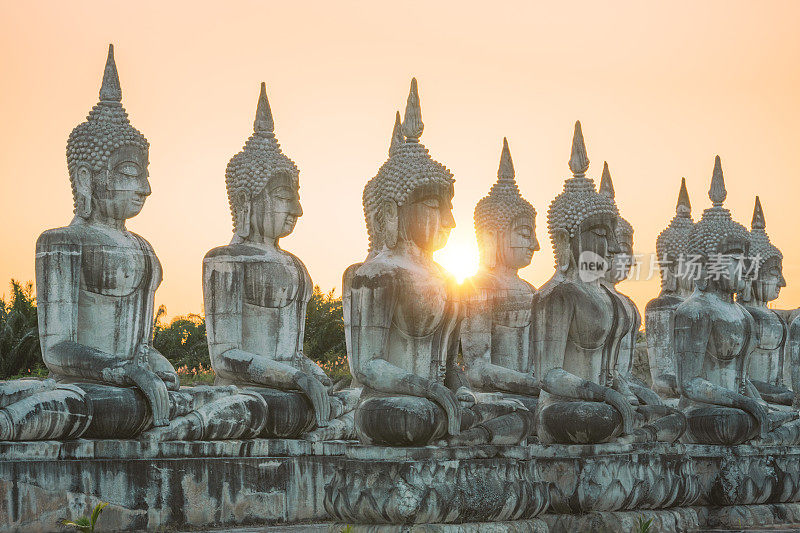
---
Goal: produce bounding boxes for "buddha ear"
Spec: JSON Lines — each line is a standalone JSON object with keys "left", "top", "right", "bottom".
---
{"left": 74, "top": 165, "right": 92, "bottom": 219}
{"left": 482, "top": 229, "right": 498, "bottom": 269}
{"left": 234, "top": 189, "right": 251, "bottom": 239}
{"left": 381, "top": 199, "right": 399, "bottom": 249}
{"left": 552, "top": 228, "right": 571, "bottom": 272}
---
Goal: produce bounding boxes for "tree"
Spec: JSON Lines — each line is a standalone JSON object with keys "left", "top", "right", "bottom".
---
{"left": 304, "top": 285, "right": 346, "bottom": 364}
{"left": 0, "top": 280, "right": 43, "bottom": 378}
{"left": 152, "top": 305, "right": 210, "bottom": 370}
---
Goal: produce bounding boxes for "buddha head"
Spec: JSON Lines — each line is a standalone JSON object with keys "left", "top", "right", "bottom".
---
{"left": 66, "top": 45, "right": 150, "bottom": 225}
{"left": 363, "top": 79, "right": 455, "bottom": 255}
{"left": 474, "top": 138, "right": 538, "bottom": 272}
{"left": 546, "top": 122, "right": 620, "bottom": 276}
{"left": 740, "top": 196, "right": 785, "bottom": 304}
{"left": 655, "top": 178, "right": 695, "bottom": 295}
{"left": 226, "top": 83, "right": 302, "bottom": 245}
{"left": 687, "top": 156, "right": 751, "bottom": 295}
{"left": 598, "top": 162, "right": 635, "bottom": 284}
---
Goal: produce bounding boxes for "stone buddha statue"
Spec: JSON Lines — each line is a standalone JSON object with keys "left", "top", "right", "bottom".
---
{"left": 345, "top": 79, "right": 533, "bottom": 447}
{"left": 738, "top": 197, "right": 791, "bottom": 405}
{"left": 531, "top": 122, "right": 685, "bottom": 445}
{"left": 1, "top": 45, "right": 267, "bottom": 442}
{"left": 675, "top": 157, "right": 800, "bottom": 445}
{"left": 204, "top": 83, "right": 356, "bottom": 441}
{"left": 645, "top": 178, "right": 695, "bottom": 398}
{"left": 598, "top": 163, "right": 662, "bottom": 406}
{"left": 460, "top": 138, "right": 540, "bottom": 413}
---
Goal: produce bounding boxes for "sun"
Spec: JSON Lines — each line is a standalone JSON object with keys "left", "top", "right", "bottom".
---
{"left": 433, "top": 237, "right": 480, "bottom": 284}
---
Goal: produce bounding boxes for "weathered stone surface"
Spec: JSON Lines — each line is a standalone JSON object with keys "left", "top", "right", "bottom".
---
{"left": 203, "top": 83, "right": 356, "bottom": 441}
{"left": 324, "top": 445, "right": 549, "bottom": 525}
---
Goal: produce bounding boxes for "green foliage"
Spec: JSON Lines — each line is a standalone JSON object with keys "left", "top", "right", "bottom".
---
{"left": 304, "top": 286, "right": 346, "bottom": 359}
{"left": 61, "top": 501, "right": 107, "bottom": 532}
{"left": 634, "top": 515, "right": 654, "bottom": 533}
{"left": 152, "top": 305, "right": 210, "bottom": 370}
{"left": 0, "top": 280, "right": 44, "bottom": 379}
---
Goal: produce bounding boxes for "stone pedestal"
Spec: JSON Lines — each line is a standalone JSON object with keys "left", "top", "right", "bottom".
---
{"left": 324, "top": 445, "right": 550, "bottom": 526}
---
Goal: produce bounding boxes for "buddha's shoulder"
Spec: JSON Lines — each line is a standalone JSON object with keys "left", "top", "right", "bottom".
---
{"left": 533, "top": 276, "right": 585, "bottom": 304}
{"left": 645, "top": 293, "right": 684, "bottom": 313}
{"left": 674, "top": 294, "right": 714, "bottom": 321}
{"left": 37, "top": 224, "right": 152, "bottom": 250}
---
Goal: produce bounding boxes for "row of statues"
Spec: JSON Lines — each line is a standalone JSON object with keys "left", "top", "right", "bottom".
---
{"left": 1, "top": 45, "right": 799, "bottom": 450}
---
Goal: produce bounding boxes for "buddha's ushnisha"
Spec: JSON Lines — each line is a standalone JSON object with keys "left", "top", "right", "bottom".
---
{"left": 346, "top": 79, "right": 533, "bottom": 446}
{"left": 204, "top": 83, "right": 358, "bottom": 441}
{"left": 531, "top": 122, "right": 686, "bottom": 445}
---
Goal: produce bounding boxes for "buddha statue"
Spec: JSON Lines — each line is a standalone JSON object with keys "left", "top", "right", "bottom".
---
{"left": 0, "top": 45, "right": 268, "bottom": 442}
{"left": 645, "top": 178, "right": 695, "bottom": 398}
{"left": 345, "top": 79, "right": 533, "bottom": 447}
{"left": 204, "top": 83, "right": 357, "bottom": 441}
{"left": 598, "top": 163, "right": 662, "bottom": 407}
{"left": 738, "top": 197, "right": 791, "bottom": 405}
{"left": 460, "top": 138, "right": 540, "bottom": 414}
{"left": 674, "top": 157, "right": 800, "bottom": 445}
{"left": 531, "top": 122, "right": 685, "bottom": 445}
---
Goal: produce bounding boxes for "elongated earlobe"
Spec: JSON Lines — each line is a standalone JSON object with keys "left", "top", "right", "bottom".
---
{"left": 553, "top": 229, "right": 571, "bottom": 272}
{"left": 75, "top": 166, "right": 93, "bottom": 219}
{"left": 382, "top": 200, "right": 398, "bottom": 249}
{"left": 235, "top": 190, "right": 251, "bottom": 239}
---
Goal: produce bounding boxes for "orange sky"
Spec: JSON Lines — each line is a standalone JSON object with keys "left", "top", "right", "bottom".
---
{"left": 2, "top": 1, "right": 799, "bottom": 319}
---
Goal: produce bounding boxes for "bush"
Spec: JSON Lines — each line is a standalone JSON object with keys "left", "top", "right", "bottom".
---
{"left": 0, "top": 281, "right": 44, "bottom": 379}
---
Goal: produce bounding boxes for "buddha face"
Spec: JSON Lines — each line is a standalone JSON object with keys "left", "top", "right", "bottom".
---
{"left": 249, "top": 174, "right": 303, "bottom": 242}
{"left": 570, "top": 213, "right": 620, "bottom": 269}
{"left": 713, "top": 239, "right": 749, "bottom": 294}
{"left": 753, "top": 256, "right": 785, "bottom": 303}
{"left": 498, "top": 215, "right": 539, "bottom": 271}
{"left": 400, "top": 187, "right": 455, "bottom": 253}
{"left": 607, "top": 228, "right": 634, "bottom": 283}
{"left": 91, "top": 144, "right": 151, "bottom": 221}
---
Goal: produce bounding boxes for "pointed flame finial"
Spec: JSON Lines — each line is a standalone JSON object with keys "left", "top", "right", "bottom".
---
{"left": 677, "top": 177, "right": 691, "bottom": 215}
{"left": 254, "top": 82, "right": 275, "bottom": 134}
{"left": 599, "top": 161, "right": 614, "bottom": 199}
{"left": 752, "top": 196, "right": 766, "bottom": 230}
{"left": 568, "top": 120, "right": 590, "bottom": 177}
{"left": 401, "top": 78, "right": 424, "bottom": 141}
{"left": 389, "top": 111, "right": 403, "bottom": 156}
{"left": 498, "top": 137, "right": 515, "bottom": 180}
{"left": 99, "top": 44, "right": 122, "bottom": 102}
{"left": 709, "top": 155, "right": 727, "bottom": 206}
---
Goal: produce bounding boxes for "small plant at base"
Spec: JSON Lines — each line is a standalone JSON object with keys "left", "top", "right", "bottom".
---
{"left": 635, "top": 515, "right": 654, "bottom": 533}
{"left": 61, "top": 501, "right": 108, "bottom": 532}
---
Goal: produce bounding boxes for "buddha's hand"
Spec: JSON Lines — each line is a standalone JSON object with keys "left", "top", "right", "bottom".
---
{"left": 103, "top": 362, "right": 170, "bottom": 427}
{"left": 295, "top": 373, "right": 331, "bottom": 428}
{"left": 603, "top": 388, "right": 635, "bottom": 436}
{"left": 427, "top": 382, "right": 461, "bottom": 436}
{"left": 455, "top": 387, "right": 477, "bottom": 408}
{"left": 739, "top": 397, "right": 770, "bottom": 439}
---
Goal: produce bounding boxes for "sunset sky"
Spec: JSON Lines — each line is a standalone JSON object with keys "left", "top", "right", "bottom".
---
{"left": 2, "top": 1, "right": 799, "bottom": 319}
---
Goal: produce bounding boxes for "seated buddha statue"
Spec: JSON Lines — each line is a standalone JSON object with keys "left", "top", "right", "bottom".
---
{"left": 675, "top": 156, "right": 800, "bottom": 445}
{"left": 460, "top": 138, "right": 540, "bottom": 415}
{"left": 737, "top": 197, "right": 791, "bottom": 405}
{"left": 204, "top": 83, "right": 357, "bottom": 441}
{"left": 531, "top": 122, "right": 685, "bottom": 445}
{"left": 645, "top": 178, "right": 695, "bottom": 399}
{"left": 598, "top": 163, "right": 662, "bottom": 407}
{"left": 345, "top": 79, "right": 533, "bottom": 447}
{"left": 0, "top": 45, "right": 267, "bottom": 442}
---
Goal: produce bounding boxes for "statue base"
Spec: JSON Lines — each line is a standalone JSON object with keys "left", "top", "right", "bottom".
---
{"left": 4, "top": 439, "right": 800, "bottom": 531}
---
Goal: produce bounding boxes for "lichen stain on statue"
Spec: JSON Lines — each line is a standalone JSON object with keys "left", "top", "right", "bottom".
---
{"left": 459, "top": 137, "right": 540, "bottom": 421}
{"left": 203, "top": 82, "right": 358, "bottom": 441}
{"left": 0, "top": 45, "right": 268, "bottom": 442}
{"left": 531, "top": 121, "right": 686, "bottom": 445}
{"left": 737, "top": 196, "right": 792, "bottom": 406}
{"left": 344, "top": 78, "right": 533, "bottom": 447}
{"left": 674, "top": 156, "right": 800, "bottom": 445}
{"left": 645, "top": 177, "right": 695, "bottom": 399}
